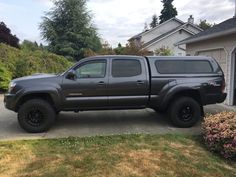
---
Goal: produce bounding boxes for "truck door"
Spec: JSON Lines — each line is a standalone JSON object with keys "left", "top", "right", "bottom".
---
{"left": 62, "top": 59, "right": 108, "bottom": 109}
{"left": 108, "top": 57, "right": 149, "bottom": 107}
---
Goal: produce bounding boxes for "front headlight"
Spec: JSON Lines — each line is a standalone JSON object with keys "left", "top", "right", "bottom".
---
{"left": 8, "top": 82, "right": 16, "bottom": 93}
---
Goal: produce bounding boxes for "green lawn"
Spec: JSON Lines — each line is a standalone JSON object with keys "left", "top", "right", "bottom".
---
{"left": 0, "top": 134, "right": 235, "bottom": 177}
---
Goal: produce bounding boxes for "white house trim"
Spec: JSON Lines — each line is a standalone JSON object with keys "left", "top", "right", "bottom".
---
{"left": 193, "top": 47, "right": 228, "bottom": 55}
{"left": 179, "top": 27, "right": 236, "bottom": 45}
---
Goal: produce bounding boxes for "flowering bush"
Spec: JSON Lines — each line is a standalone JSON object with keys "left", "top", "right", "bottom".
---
{"left": 202, "top": 112, "right": 236, "bottom": 159}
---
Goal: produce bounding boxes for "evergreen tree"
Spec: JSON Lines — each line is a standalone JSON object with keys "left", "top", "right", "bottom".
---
{"left": 114, "top": 43, "right": 125, "bottom": 55}
{"left": 199, "top": 20, "right": 214, "bottom": 30}
{"left": 159, "top": 0, "right": 178, "bottom": 24}
{"left": 0, "top": 22, "right": 19, "bottom": 48}
{"left": 150, "top": 14, "right": 158, "bottom": 28}
{"left": 40, "top": 0, "right": 102, "bottom": 61}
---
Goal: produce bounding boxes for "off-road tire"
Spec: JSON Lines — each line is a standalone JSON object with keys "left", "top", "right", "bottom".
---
{"left": 168, "top": 97, "right": 201, "bottom": 128}
{"left": 18, "top": 99, "right": 55, "bottom": 133}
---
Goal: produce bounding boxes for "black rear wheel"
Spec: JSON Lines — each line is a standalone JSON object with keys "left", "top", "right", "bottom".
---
{"left": 169, "top": 97, "right": 201, "bottom": 128}
{"left": 18, "top": 99, "right": 56, "bottom": 133}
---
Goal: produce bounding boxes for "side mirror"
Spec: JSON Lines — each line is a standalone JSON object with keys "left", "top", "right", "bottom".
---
{"left": 66, "top": 70, "right": 77, "bottom": 80}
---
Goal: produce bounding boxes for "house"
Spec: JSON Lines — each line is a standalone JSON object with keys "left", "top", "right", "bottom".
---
{"left": 178, "top": 17, "right": 236, "bottom": 106}
{"left": 128, "top": 16, "right": 203, "bottom": 56}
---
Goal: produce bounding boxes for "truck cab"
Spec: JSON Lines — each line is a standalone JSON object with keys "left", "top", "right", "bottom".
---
{"left": 62, "top": 56, "right": 149, "bottom": 110}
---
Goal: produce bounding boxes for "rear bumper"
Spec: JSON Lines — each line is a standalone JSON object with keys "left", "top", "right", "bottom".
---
{"left": 204, "top": 93, "right": 227, "bottom": 105}
{"left": 217, "top": 93, "right": 227, "bottom": 103}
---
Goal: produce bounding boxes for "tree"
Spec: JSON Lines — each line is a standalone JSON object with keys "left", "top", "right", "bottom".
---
{"left": 150, "top": 14, "right": 158, "bottom": 28}
{"left": 40, "top": 0, "right": 102, "bottom": 61}
{"left": 122, "top": 41, "right": 151, "bottom": 56}
{"left": 21, "top": 40, "right": 40, "bottom": 51}
{"left": 143, "top": 22, "right": 149, "bottom": 32}
{"left": 159, "top": 0, "right": 178, "bottom": 24}
{"left": 199, "top": 20, "right": 214, "bottom": 30}
{"left": 154, "top": 46, "right": 173, "bottom": 56}
{"left": 0, "top": 22, "right": 19, "bottom": 48}
{"left": 114, "top": 43, "right": 125, "bottom": 54}
{"left": 98, "top": 41, "right": 115, "bottom": 55}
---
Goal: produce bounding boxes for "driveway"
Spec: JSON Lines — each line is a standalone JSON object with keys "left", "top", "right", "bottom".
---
{"left": 0, "top": 95, "right": 234, "bottom": 141}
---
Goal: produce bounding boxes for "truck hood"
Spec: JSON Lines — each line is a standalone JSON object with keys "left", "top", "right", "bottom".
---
{"left": 12, "top": 73, "right": 58, "bottom": 82}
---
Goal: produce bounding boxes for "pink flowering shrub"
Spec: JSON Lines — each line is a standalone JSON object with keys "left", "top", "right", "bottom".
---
{"left": 202, "top": 112, "right": 236, "bottom": 159}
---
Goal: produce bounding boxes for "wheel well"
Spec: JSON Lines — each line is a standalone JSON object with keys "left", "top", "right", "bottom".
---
{"left": 16, "top": 93, "right": 55, "bottom": 112}
{"left": 166, "top": 90, "right": 202, "bottom": 110}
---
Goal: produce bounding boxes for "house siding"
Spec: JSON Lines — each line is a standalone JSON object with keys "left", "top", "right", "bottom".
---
{"left": 142, "top": 20, "right": 182, "bottom": 43}
{"left": 147, "top": 30, "right": 191, "bottom": 56}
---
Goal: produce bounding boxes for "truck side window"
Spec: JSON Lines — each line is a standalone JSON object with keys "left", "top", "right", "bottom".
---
{"left": 155, "top": 60, "right": 213, "bottom": 74}
{"left": 112, "top": 59, "right": 142, "bottom": 77}
{"left": 75, "top": 60, "right": 106, "bottom": 78}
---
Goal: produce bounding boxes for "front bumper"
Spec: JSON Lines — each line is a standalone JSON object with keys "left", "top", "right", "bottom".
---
{"left": 4, "top": 94, "right": 17, "bottom": 111}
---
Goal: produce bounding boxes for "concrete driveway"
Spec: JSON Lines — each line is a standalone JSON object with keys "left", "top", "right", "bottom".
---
{"left": 0, "top": 95, "right": 233, "bottom": 141}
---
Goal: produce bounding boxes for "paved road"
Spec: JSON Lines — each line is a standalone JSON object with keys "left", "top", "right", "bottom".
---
{"left": 0, "top": 95, "right": 234, "bottom": 141}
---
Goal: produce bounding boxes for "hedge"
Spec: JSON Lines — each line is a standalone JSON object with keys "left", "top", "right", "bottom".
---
{"left": 0, "top": 43, "right": 73, "bottom": 91}
{"left": 0, "top": 62, "right": 11, "bottom": 91}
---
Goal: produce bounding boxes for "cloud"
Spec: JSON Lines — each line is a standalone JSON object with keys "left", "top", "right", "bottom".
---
{"left": 33, "top": 0, "right": 53, "bottom": 7}
{"left": 87, "top": 0, "right": 235, "bottom": 46}
{"left": 0, "top": 0, "right": 235, "bottom": 47}
{"left": 88, "top": 0, "right": 163, "bottom": 46}
{"left": 175, "top": 0, "right": 234, "bottom": 23}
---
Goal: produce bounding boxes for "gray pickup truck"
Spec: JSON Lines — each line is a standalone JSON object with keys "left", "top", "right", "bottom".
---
{"left": 4, "top": 55, "right": 227, "bottom": 133}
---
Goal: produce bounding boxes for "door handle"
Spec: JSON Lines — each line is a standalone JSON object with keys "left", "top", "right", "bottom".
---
{"left": 137, "top": 80, "right": 145, "bottom": 85}
{"left": 98, "top": 81, "right": 105, "bottom": 86}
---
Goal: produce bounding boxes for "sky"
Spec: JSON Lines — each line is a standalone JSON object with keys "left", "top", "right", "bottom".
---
{"left": 0, "top": 0, "right": 235, "bottom": 47}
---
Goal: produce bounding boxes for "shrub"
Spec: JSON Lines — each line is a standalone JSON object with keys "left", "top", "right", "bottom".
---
{"left": 0, "top": 62, "right": 12, "bottom": 91}
{"left": 202, "top": 112, "right": 236, "bottom": 159}
{"left": 154, "top": 46, "right": 173, "bottom": 56}
{"left": 0, "top": 43, "right": 73, "bottom": 91}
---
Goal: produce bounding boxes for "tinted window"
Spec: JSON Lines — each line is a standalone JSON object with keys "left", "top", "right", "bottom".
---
{"left": 155, "top": 60, "right": 213, "bottom": 74}
{"left": 112, "top": 59, "right": 142, "bottom": 77}
{"left": 75, "top": 60, "right": 106, "bottom": 78}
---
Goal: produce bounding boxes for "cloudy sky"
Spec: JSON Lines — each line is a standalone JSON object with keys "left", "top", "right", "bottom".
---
{"left": 0, "top": 0, "right": 235, "bottom": 47}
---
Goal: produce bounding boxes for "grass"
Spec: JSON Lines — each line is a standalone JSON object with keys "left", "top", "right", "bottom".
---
{"left": 0, "top": 134, "right": 235, "bottom": 177}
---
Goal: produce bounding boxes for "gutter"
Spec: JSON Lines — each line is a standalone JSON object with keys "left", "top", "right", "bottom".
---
{"left": 178, "top": 27, "right": 236, "bottom": 45}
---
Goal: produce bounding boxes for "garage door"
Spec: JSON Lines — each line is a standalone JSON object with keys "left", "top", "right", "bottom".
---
{"left": 196, "top": 49, "right": 227, "bottom": 74}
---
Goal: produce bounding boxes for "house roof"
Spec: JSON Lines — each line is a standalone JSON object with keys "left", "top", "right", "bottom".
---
{"left": 128, "top": 17, "right": 185, "bottom": 41}
{"left": 178, "top": 17, "right": 236, "bottom": 44}
{"left": 142, "top": 24, "right": 196, "bottom": 49}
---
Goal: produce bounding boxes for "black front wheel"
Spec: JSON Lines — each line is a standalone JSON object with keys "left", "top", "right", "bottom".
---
{"left": 18, "top": 99, "right": 56, "bottom": 133}
{"left": 169, "top": 97, "right": 201, "bottom": 128}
